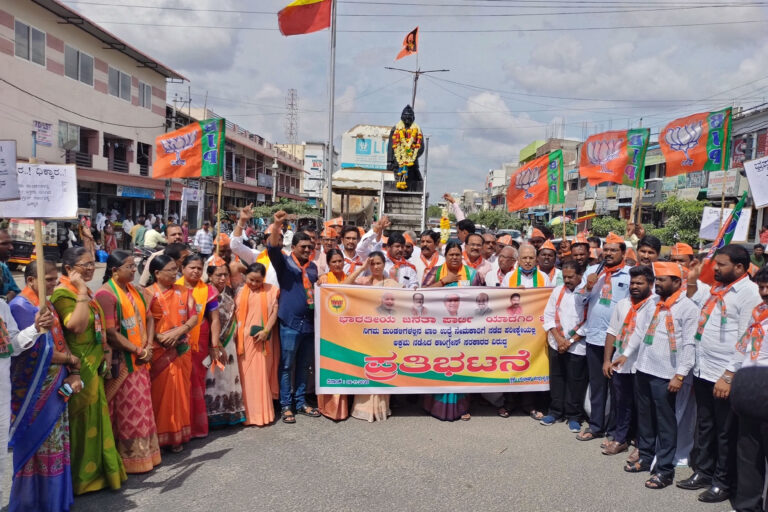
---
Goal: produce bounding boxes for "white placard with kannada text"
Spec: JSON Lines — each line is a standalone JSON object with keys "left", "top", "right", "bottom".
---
{"left": 699, "top": 206, "right": 752, "bottom": 242}
{"left": 0, "top": 140, "right": 19, "bottom": 202}
{"left": 0, "top": 164, "right": 77, "bottom": 218}
{"left": 744, "top": 155, "right": 768, "bottom": 208}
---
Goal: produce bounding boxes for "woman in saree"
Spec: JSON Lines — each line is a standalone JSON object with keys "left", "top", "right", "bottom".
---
{"left": 235, "top": 263, "right": 279, "bottom": 426}
{"left": 147, "top": 255, "right": 198, "bottom": 453}
{"left": 177, "top": 254, "right": 221, "bottom": 439}
{"left": 315, "top": 249, "right": 349, "bottom": 421}
{"left": 8, "top": 259, "right": 78, "bottom": 512}
{"left": 421, "top": 240, "right": 483, "bottom": 421}
{"left": 344, "top": 252, "right": 400, "bottom": 422}
{"left": 51, "top": 247, "right": 126, "bottom": 494}
{"left": 102, "top": 222, "right": 118, "bottom": 255}
{"left": 79, "top": 217, "right": 95, "bottom": 259}
{"left": 94, "top": 250, "right": 160, "bottom": 473}
{"left": 205, "top": 263, "right": 246, "bottom": 428}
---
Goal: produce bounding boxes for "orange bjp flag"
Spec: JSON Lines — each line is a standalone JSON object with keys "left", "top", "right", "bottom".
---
{"left": 658, "top": 108, "right": 731, "bottom": 176}
{"left": 579, "top": 128, "right": 650, "bottom": 188}
{"left": 396, "top": 27, "right": 418, "bottom": 60}
{"left": 153, "top": 119, "right": 225, "bottom": 179}
{"left": 278, "top": 0, "right": 331, "bottom": 36}
{"left": 506, "top": 150, "right": 565, "bottom": 212}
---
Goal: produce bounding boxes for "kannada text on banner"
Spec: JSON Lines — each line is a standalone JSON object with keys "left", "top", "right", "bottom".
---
{"left": 315, "top": 285, "right": 551, "bottom": 394}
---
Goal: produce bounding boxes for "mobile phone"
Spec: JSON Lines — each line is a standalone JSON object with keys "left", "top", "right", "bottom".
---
{"left": 202, "top": 355, "right": 212, "bottom": 368}
{"left": 249, "top": 325, "right": 264, "bottom": 337}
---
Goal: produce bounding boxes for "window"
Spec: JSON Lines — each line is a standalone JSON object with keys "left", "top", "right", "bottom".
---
{"left": 58, "top": 121, "right": 80, "bottom": 151}
{"left": 108, "top": 66, "right": 131, "bottom": 101}
{"left": 15, "top": 21, "right": 45, "bottom": 66}
{"left": 64, "top": 45, "right": 93, "bottom": 85}
{"left": 139, "top": 82, "right": 152, "bottom": 109}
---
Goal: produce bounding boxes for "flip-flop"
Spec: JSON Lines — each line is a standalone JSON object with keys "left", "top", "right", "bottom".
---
{"left": 497, "top": 407, "right": 510, "bottom": 418}
{"left": 460, "top": 413, "right": 471, "bottom": 421}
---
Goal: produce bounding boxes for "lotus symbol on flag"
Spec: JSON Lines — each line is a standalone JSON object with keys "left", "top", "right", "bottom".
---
{"left": 160, "top": 130, "right": 198, "bottom": 166}
{"left": 515, "top": 167, "right": 540, "bottom": 199}
{"left": 587, "top": 139, "right": 623, "bottom": 174}
{"left": 664, "top": 121, "right": 703, "bottom": 166}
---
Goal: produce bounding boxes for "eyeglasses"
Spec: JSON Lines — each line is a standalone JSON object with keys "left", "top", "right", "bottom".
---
{"left": 75, "top": 262, "right": 96, "bottom": 269}
{"left": 121, "top": 264, "right": 138, "bottom": 271}
{"left": 160, "top": 267, "right": 177, "bottom": 274}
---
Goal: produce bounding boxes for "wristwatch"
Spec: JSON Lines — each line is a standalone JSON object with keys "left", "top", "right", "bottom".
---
{"left": 721, "top": 374, "right": 733, "bottom": 384}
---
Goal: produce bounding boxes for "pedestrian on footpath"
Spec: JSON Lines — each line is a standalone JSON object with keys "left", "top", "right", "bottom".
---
{"left": 194, "top": 221, "right": 214, "bottom": 259}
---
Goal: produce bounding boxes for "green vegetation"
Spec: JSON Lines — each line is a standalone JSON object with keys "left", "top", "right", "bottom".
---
{"left": 467, "top": 210, "right": 526, "bottom": 231}
{"left": 649, "top": 196, "right": 708, "bottom": 246}
{"left": 590, "top": 216, "right": 626, "bottom": 237}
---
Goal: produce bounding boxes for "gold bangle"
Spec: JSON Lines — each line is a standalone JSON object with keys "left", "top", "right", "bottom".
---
{"left": 76, "top": 298, "right": 89, "bottom": 303}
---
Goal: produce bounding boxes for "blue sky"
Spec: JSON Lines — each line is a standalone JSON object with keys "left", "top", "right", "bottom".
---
{"left": 63, "top": 0, "right": 768, "bottom": 198}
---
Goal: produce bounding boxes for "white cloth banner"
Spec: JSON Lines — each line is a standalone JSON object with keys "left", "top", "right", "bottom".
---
{"left": 0, "top": 164, "right": 78, "bottom": 218}
{"left": 699, "top": 206, "right": 752, "bottom": 242}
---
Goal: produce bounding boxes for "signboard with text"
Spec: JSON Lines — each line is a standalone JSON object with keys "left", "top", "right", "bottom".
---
{"left": 0, "top": 164, "right": 77, "bottom": 218}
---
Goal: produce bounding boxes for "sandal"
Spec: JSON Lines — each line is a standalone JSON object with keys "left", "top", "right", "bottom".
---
{"left": 497, "top": 407, "right": 510, "bottom": 418}
{"left": 460, "top": 413, "right": 471, "bottom": 421}
{"left": 281, "top": 409, "right": 296, "bottom": 424}
{"left": 170, "top": 444, "right": 184, "bottom": 453}
{"left": 529, "top": 409, "right": 544, "bottom": 421}
{"left": 601, "top": 441, "right": 629, "bottom": 455}
{"left": 645, "top": 473, "right": 673, "bottom": 489}
{"left": 296, "top": 405, "right": 320, "bottom": 417}
{"left": 626, "top": 447, "right": 640, "bottom": 464}
{"left": 624, "top": 461, "right": 651, "bottom": 473}
{"left": 576, "top": 429, "right": 604, "bottom": 441}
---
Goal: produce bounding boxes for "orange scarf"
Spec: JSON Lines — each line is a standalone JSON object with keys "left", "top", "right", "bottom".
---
{"left": 291, "top": 253, "right": 314, "bottom": 309}
{"left": 20, "top": 286, "right": 67, "bottom": 352}
{"left": 107, "top": 278, "right": 148, "bottom": 371}
{"left": 58, "top": 276, "right": 106, "bottom": 348}
{"left": 235, "top": 285, "right": 270, "bottom": 356}
{"left": 463, "top": 251, "right": 483, "bottom": 269}
{"left": 176, "top": 277, "right": 209, "bottom": 351}
{"left": 643, "top": 288, "right": 684, "bottom": 353}
{"left": 554, "top": 286, "right": 586, "bottom": 338}
{"left": 695, "top": 273, "right": 749, "bottom": 341}
{"left": 614, "top": 295, "right": 653, "bottom": 354}
{"left": 736, "top": 303, "right": 768, "bottom": 361}
{"left": 150, "top": 283, "right": 191, "bottom": 355}
{"left": 420, "top": 252, "right": 440, "bottom": 273}
{"left": 599, "top": 263, "right": 624, "bottom": 305}
{"left": 344, "top": 253, "right": 362, "bottom": 273}
{"left": 326, "top": 271, "right": 346, "bottom": 284}
{"left": 391, "top": 255, "right": 416, "bottom": 271}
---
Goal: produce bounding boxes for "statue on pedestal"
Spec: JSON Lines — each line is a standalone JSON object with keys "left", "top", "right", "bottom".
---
{"left": 387, "top": 105, "right": 425, "bottom": 190}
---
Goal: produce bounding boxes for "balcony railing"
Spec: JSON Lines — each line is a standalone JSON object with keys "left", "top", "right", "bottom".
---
{"left": 139, "top": 163, "right": 149, "bottom": 176}
{"left": 65, "top": 150, "right": 93, "bottom": 168}
{"left": 108, "top": 158, "right": 129, "bottom": 173}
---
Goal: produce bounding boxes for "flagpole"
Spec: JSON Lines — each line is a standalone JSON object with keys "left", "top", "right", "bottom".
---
{"left": 324, "top": 0, "right": 337, "bottom": 222}
{"left": 719, "top": 169, "right": 727, "bottom": 230}
{"left": 216, "top": 173, "right": 223, "bottom": 256}
{"left": 562, "top": 203, "right": 566, "bottom": 239}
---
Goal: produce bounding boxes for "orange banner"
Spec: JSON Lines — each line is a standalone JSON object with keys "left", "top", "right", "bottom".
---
{"left": 506, "top": 150, "right": 564, "bottom": 212}
{"left": 659, "top": 108, "right": 731, "bottom": 176}
{"left": 579, "top": 128, "right": 650, "bottom": 188}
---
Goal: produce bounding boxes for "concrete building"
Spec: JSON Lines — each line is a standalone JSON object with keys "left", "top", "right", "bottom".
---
{"left": 0, "top": 0, "right": 186, "bottom": 219}
{"left": 276, "top": 141, "right": 339, "bottom": 208}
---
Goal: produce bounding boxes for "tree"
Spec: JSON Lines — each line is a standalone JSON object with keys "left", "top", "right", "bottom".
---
{"left": 648, "top": 196, "right": 707, "bottom": 246}
{"left": 590, "top": 216, "right": 626, "bottom": 237}
{"left": 426, "top": 205, "right": 443, "bottom": 219}
{"left": 467, "top": 210, "right": 526, "bottom": 231}
{"left": 250, "top": 199, "right": 317, "bottom": 219}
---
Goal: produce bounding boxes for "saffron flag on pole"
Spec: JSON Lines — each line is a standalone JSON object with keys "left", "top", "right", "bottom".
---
{"left": 153, "top": 119, "right": 225, "bottom": 179}
{"left": 506, "top": 150, "right": 565, "bottom": 212}
{"left": 278, "top": 0, "right": 331, "bottom": 36}
{"left": 698, "top": 190, "right": 748, "bottom": 286}
{"left": 579, "top": 128, "right": 650, "bottom": 188}
{"left": 396, "top": 27, "right": 418, "bottom": 60}
{"left": 659, "top": 107, "right": 732, "bottom": 177}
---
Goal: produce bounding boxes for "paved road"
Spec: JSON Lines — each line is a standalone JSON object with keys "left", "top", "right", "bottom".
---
{"left": 5, "top": 267, "right": 728, "bottom": 512}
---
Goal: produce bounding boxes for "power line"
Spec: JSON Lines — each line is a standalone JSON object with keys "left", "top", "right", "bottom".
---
{"left": 0, "top": 78, "right": 165, "bottom": 129}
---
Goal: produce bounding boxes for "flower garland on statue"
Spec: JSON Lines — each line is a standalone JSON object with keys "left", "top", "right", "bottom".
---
{"left": 391, "top": 120, "right": 423, "bottom": 190}
{"left": 440, "top": 207, "right": 450, "bottom": 244}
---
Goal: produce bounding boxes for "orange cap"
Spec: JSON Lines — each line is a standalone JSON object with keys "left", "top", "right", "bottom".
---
{"left": 530, "top": 228, "right": 545, "bottom": 240}
{"left": 574, "top": 232, "right": 589, "bottom": 245}
{"left": 321, "top": 227, "right": 338, "bottom": 238}
{"left": 653, "top": 261, "right": 683, "bottom": 278}
{"left": 625, "top": 247, "right": 637, "bottom": 261}
{"left": 324, "top": 216, "right": 343, "bottom": 229}
{"left": 403, "top": 233, "right": 415, "bottom": 245}
{"left": 605, "top": 232, "right": 625, "bottom": 245}
{"left": 497, "top": 235, "right": 513, "bottom": 246}
{"left": 381, "top": 236, "right": 389, "bottom": 245}
{"left": 215, "top": 232, "right": 230, "bottom": 245}
{"left": 590, "top": 248, "right": 598, "bottom": 259}
{"left": 671, "top": 242, "right": 694, "bottom": 256}
{"left": 539, "top": 239, "right": 556, "bottom": 252}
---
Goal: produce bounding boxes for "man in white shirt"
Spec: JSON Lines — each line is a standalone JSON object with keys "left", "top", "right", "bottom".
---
{"left": 613, "top": 262, "right": 698, "bottom": 487}
{"left": 677, "top": 245, "right": 763, "bottom": 503}
{"left": 668, "top": 242, "right": 711, "bottom": 307}
{"left": 730, "top": 266, "right": 768, "bottom": 512}
{"left": 414, "top": 230, "right": 444, "bottom": 286}
{"left": 121, "top": 217, "right": 134, "bottom": 249}
{"left": 599, "top": 265, "right": 656, "bottom": 455}
{"left": 143, "top": 223, "right": 167, "bottom": 249}
{"left": 462, "top": 233, "right": 491, "bottom": 282}
{"left": 138, "top": 224, "right": 185, "bottom": 286}
{"left": 501, "top": 244, "right": 551, "bottom": 288}
{"left": 382, "top": 233, "right": 419, "bottom": 289}
{"left": 537, "top": 239, "right": 562, "bottom": 286}
{"left": 193, "top": 221, "right": 214, "bottom": 258}
{"left": 540, "top": 260, "right": 587, "bottom": 432}
{"left": 482, "top": 232, "right": 498, "bottom": 265}
{"left": 0, "top": 299, "right": 51, "bottom": 504}
{"left": 230, "top": 205, "right": 280, "bottom": 287}
{"left": 486, "top": 246, "right": 517, "bottom": 287}
{"left": 339, "top": 225, "right": 368, "bottom": 275}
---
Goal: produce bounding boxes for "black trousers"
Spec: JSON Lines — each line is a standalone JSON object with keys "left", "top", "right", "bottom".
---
{"left": 610, "top": 372, "right": 635, "bottom": 444}
{"left": 635, "top": 371, "right": 678, "bottom": 476}
{"left": 734, "top": 415, "right": 768, "bottom": 512}
{"left": 547, "top": 347, "right": 588, "bottom": 421}
{"left": 586, "top": 343, "right": 610, "bottom": 434}
{"left": 693, "top": 376, "right": 738, "bottom": 489}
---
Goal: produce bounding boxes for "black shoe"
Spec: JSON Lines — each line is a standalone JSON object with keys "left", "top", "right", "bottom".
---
{"left": 697, "top": 486, "right": 731, "bottom": 503}
{"left": 676, "top": 472, "right": 712, "bottom": 490}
